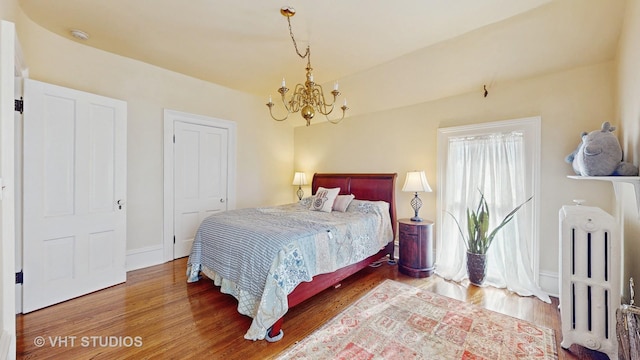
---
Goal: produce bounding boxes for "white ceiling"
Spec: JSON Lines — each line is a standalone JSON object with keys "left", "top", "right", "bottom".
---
{"left": 17, "top": 0, "right": 625, "bottom": 118}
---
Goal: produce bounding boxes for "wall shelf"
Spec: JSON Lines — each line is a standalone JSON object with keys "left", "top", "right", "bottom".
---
{"left": 567, "top": 175, "right": 640, "bottom": 214}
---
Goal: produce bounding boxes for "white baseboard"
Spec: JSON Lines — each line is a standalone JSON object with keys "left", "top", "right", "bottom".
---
{"left": 539, "top": 270, "right": 559, "bottom": 298}
{"left": 126, "top": 245, "right": 165, "bottom": 271}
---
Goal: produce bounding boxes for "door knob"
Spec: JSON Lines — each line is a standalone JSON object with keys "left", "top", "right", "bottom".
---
{"left": 117, "top": 199, "right": 125, "bottom": 209}
{"left": 220, "top": 198, "right": 225, "bottom": 203}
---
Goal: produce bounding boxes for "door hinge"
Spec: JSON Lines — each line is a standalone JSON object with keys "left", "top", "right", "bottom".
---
{"left": 173, "top": 134, "right": 175, "bottom": 143}
{"left": 173, "top": 235, "right": 176, "bottom": 244}
{"left": 15, "top": 97, "right": 23, "bottom": 114}
{"left": 15, "top": 270, "right": 23, "bottom": 284}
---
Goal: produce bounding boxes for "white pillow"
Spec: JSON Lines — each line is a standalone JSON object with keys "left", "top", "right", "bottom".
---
{"left": 332, "top": 194, "right": 355, "bottom": 212}
{"left": 309, "top": 187, "right": 340, "bottom": 212}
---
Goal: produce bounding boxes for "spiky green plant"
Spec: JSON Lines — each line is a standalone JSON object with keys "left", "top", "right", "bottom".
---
{"left": 448, "top": 191, "right": 533, "bottom": 255}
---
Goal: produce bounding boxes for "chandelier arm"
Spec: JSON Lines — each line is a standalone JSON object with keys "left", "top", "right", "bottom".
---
{"left": 267, "top": 104, "right": 290, "bottom": 122}
{"left": 310, "top": 86, "right": 323, "bottom": 103}
{"left": 318, "top": 106, "right": 335, "bottom": 116}
{"left": 289, "top": 84, "right": 307, "bottom": 112}
{"left": 325, "top": 104, "right": 349, "bottom": 124}
{"left": 317, "top": 103, "right": 335, "bottom": 116}
{"left": 311, "top": 84, "right": 338, "bottom": 116}
{"left": 280, "top": 93, "right": 293, "bottom": 113}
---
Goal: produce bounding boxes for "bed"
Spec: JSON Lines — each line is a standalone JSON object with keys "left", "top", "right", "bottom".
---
{"left": 186, "top": 173, "right": 397, "bottom": 341}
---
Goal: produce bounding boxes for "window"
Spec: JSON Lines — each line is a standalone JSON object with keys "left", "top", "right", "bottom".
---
{"left": 436, "top": 117, "right": 549, "bottom": 302}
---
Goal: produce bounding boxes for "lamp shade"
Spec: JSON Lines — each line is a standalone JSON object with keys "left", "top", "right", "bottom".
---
{"left": 402, "top": 171, "right": 432, "bottom": 193}
{"left": 292, "top": 172, "right": 308, "bottom": 186}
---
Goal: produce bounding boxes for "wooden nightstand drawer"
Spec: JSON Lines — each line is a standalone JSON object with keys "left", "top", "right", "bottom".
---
{"left": 399, "top": 233, "right": 417, "bottom": 243}
{"left": 399, "top": 223, "right": 418, "bottom": 235}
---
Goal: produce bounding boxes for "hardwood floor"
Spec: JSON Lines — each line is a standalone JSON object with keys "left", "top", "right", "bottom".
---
{"left": 17, "top": 257, "right": 609, "bottom": 359}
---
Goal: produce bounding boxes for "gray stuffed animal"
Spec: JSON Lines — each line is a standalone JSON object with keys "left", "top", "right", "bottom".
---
{"left": 565, "top": 122, "right": 638, "bottom": 176}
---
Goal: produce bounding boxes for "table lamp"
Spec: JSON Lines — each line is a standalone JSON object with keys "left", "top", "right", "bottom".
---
{"left": 402, "top": 171, "right": 432, "bottom": 221}
{"left": 292, "top": 172, "right": 308, "bottom": 200}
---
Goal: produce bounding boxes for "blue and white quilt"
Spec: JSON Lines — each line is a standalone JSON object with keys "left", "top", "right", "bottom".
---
{"left": 186, "top": 199, "right": 392, "bottom": 340}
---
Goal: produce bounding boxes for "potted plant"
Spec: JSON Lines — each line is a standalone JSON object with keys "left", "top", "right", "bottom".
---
{"left": 448, "top": 191, "right": 532, "bottom": 285}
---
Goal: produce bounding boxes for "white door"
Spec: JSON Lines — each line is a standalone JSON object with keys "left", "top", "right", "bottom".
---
{"left": 22, "top": 79, "right": 127, "bottom": 313}
{"left": 173, "top": 121, "right": 228, "bottom": 258}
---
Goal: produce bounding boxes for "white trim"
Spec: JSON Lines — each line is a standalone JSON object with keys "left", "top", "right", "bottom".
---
{"left": 0, "top": 20, "right": 17, "bottom": 360}
{"left": 0, "top": 330, "right": 11, "bottom": 360}
{"left": 13, "top": 34, "right": 27, "bottom": 78}
{"left": 437, "top": 116, "right": 542, "bottom": 283}
{"left": 538, "top": 270, "right": 559, "bottom": 298}
{"left": 126, "top": 245, "right": 165, "bottom": 272}
{"left": 13, "top": 78, "right": 22, "bottom": 316}
{"left": 614, "top": 181, "right": 625, "bottom": 296}
{"left": 162, "top": 109, "right": 237, "bottom": 262}
{"left": 13, "top": 286, "right": 19, "bottom": 316}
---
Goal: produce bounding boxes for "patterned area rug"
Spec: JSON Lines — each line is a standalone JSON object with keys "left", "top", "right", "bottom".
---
{"left": 276, "top": 279, "right": 557, "bottom": 359}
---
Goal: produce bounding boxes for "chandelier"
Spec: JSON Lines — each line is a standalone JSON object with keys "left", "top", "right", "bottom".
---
{"left": 266, "top": 6, "right": 348, "bottom": 126}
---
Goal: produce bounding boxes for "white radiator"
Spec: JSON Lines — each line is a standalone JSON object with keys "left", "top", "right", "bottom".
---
{"left": 559, "top": 203, "right": 619, "bottom": 359}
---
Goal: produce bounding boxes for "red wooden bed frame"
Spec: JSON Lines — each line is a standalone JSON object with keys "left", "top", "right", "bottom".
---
{"left": 266, "top": 173, "right": 397, "bottom": 341}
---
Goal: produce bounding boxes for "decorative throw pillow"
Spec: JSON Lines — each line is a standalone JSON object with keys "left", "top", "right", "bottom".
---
{"left": 332, "top": 194, "right": 355, "bottom": 212}
{"left": 298, "top": 196, "right": 313, "bottom": 208}
{"left": 309, "top": 187, "right": 340, "bottom": 212}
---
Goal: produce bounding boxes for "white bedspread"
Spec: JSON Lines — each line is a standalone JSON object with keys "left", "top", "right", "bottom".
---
{"left": 186, "top": 199, "right": 392, "bottom": 340}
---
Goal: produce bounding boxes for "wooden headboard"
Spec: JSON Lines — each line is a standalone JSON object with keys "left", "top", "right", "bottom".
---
{"left": 312, "top": 173, "right": 397, "bottom": 239}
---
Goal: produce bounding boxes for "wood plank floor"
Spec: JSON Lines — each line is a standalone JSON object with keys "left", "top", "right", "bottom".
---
{"left": 17, "top": 257, "right": 609, "bottom": 359}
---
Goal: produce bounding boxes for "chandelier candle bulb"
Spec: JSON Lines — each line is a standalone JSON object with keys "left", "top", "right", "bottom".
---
{"left": 281, "top": 78, "right": 286, "bottom": 87}
{"left": 334, "top": 82, "right": 339, "bottom": 91}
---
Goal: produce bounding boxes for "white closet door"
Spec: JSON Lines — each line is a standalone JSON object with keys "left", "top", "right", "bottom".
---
{"left": 22, "top": 79, "right": 127, "bottom": 313}
{"left": 173, "top": 121, "right": 228, "bottom": 259}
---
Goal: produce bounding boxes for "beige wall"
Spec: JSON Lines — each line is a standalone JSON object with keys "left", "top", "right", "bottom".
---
{"left": 0, "top": 0, "right": 17, "bottom": 22}
{"left": 295, "top": 62, "right": 616, "bottom": 294}
{"left": 14, "top": 9, "right": 294, "bottom": 254}
{"left": 617, "top": 0, "right": 640, "bottom": 302}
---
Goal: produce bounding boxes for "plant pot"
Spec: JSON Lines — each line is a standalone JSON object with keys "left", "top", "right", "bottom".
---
{"left": 466, "top": 251, "right": 487, "bottom": 285}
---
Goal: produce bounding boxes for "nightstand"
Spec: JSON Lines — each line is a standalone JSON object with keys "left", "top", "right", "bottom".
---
{"left": 398, "top": 218, "right": 434, "bottom": 278}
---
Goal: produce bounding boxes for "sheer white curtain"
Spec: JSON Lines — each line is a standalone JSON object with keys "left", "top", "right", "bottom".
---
{"left": 436, "top": 131, "right": 550, "bottom": 303}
